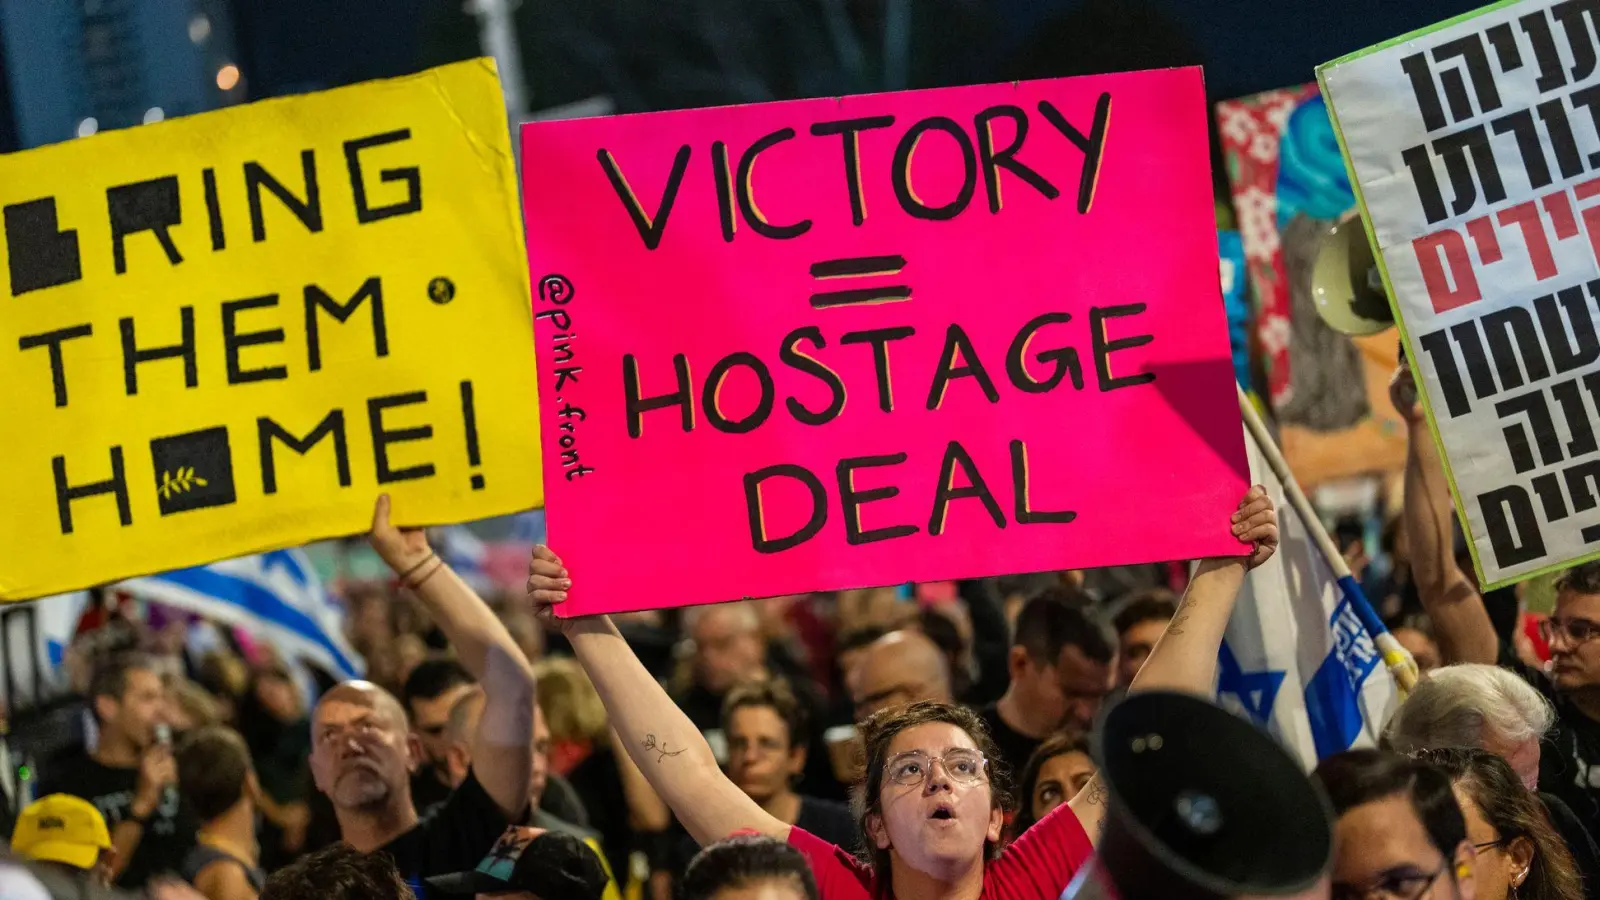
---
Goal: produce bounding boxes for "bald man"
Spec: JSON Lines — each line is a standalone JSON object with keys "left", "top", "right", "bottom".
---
{"left": 309, "top": 497, "right": 537, "bottom": 898}
{"left": 846, "top": 630, "right": 954, "bottom": 720}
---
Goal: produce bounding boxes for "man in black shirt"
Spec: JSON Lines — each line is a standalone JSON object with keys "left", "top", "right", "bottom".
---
{"left": 401, "top": 659, "right": 477, "bottom": 815}
{"left": 1492, "top": 577, "right": 1600, "bottom": 834}
{"left": 308, "top": 496, "right": 538, "bottom": 898}
{"left": 1398, "top": 366, "right": 1600, "bottom": 832}
{"left": 38, "top": 652, "right": 195, "bottom": 890}
{"left": 976, "top": 590, "right": 1114, "bottom": 779}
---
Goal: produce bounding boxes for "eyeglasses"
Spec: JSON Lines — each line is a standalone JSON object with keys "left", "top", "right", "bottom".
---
{"left": 1539, "top": 616, "right": 1600, "bottom": 644}
{"left": 884, "top": 749, "right": 988, "bottom": 787}
{"left": 1474, "top": 838, "right": 1508, "bottom": 852}
{"left": 1330, "top": 864, "right": 1444, "bottom": 900}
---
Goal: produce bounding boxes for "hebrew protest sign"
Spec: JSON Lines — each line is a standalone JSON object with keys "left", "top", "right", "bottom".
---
{"left": 0, "top": 60, "right": 541, "bottom": 602}
{"left": 521, "top": 68, "right": 1248, "bottom": 615}
{"left": 1321, "top": 0, "right": 1600, "bottom": 588}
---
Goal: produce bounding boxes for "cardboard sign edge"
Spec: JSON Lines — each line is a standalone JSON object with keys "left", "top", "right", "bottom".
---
{"left": 1315, "top": 0, "right": 1600, "bottom": 591}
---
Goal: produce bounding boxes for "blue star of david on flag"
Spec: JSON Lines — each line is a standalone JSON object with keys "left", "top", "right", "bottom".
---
{"left": 1216, "top": 641, "right": 1286, "bottom": 727}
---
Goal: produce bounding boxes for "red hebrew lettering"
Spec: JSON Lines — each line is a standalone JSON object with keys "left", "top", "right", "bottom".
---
{"left": 1465, "top": 215, "right": 1502, "bottom": 263}
{"left": 1575, "top": 176, "right": 1600, "bottom": 270}
{"left": 1414, "top": 227, "right": 1483, "bottom": 314}
{"left": 1544, "top": 190, "right": 1580, "bottom": 240}
{"left": 1496, "top": 200, "right": 1558, "bottom": 281}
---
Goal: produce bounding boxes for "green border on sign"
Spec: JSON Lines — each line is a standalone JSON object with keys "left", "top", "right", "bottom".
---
{"left": 1315, "top": 0, "right": 1594, "bottom": 592}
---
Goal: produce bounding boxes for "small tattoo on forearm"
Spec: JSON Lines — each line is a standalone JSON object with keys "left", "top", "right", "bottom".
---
{"left": 641, "top": 734, "right": 684, "bottom": 763}
{"left": 1086, "top": 778, "right": 1108, "bottom": 806}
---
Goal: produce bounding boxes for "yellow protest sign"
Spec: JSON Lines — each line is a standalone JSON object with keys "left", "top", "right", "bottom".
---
{"left": 0, "top": 59, "right": 541, "bottom": 601}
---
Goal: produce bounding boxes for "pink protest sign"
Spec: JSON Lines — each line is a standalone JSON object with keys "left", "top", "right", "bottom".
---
{"left": 520, "top": 67, "right": 1248, "bottom": 616}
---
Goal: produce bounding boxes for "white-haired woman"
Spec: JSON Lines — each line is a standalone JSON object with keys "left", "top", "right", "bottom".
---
{"left": 1383, "top": 663, "right": 1554, "bottom": 790}
{"left": 1382, "top": 663, "right": 1600, "bottom": 890}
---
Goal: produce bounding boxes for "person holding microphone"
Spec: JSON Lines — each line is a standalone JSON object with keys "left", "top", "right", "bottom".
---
{"left": 38, "top": 654, "right": 192, "bottom": 890}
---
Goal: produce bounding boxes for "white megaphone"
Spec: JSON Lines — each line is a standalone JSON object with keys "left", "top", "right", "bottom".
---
{"left": 1063, "top": 692, "right": 1334, "bottom": 900}
{"left": 1311, "top": 213, "right": 1393, "bottom": 336}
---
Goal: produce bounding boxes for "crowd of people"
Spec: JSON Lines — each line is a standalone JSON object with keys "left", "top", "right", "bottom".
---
{"left": 3, "top": 364, "right": 1600, "bottom": 900}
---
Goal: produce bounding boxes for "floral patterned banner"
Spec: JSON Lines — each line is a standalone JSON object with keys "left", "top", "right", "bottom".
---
{"left": 1219, "top": 85, "right": 1406, "bottom": 486}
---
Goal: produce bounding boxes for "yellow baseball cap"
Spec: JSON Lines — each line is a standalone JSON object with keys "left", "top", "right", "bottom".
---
{"left": 10, "top": 794, "right": 112, "bottom": 870}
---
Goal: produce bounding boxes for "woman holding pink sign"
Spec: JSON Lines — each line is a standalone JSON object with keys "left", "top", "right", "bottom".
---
{"left": 525, "top": 486, "right": 1279, "bottom": 900}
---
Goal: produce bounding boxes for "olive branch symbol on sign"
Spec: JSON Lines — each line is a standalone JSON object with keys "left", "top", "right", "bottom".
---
{"left": 150, "top": 427, "right": 237, "bottom": 516}
{"left": 157, "top": 466, "right": 208, "bottom": 500}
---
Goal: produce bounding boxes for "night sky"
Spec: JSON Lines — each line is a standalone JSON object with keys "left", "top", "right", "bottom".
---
{"left": 0, "top": 0, "right": 1488, "bottom": 153}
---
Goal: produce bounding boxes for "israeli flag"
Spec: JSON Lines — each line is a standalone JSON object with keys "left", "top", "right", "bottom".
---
{"left": 118, "top": 549, "right": 362, "bottom": 680}
{"left": 1216, "top": 429, "right": 1399, "bottom": 768}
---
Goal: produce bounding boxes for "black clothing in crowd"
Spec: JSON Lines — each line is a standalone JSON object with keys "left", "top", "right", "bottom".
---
{"left": 378, "top": 770, "right": 513, "bottom": 900}
{"left": 38, "top": 755, "right": 196, "bottom": 889}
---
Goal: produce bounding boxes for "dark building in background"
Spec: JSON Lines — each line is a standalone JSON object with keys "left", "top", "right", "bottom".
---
{"left": 0, "top": 18, "right": 14, "bottom": 153}
{"left": 0, "top": 0, "right": 241, "bottom": 150}
{"left": 0, "top": 0, "right": 1499, "bottom": 152}
{"left": 227, "top": 0, "right": 428, "bottom": 99}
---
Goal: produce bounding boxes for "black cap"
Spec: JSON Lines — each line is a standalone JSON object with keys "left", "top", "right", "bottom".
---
{"left": 425, "top": 827, "right": 608, "bottom": 900}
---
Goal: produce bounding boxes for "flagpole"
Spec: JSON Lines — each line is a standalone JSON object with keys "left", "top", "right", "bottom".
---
{"left": 1236, "top": 383, "right": 1419, "bottom": 695}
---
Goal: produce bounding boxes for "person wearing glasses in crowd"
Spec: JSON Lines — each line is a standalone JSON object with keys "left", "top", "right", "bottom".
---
{"left": 1396, "top": 364, "right": 1600, "bottom": 832}
{"left": 1410, "top": 748, "right": 1581, "bottom": 900}
{"left": 1315, "top": 750, "right": 1479, "bottom": 900}
{"left": 526, "top": 487, "right": 1279, "bottom": 900}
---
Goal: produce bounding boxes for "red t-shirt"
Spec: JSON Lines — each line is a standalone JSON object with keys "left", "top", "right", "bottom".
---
{"left": 787, "top": 801, "right": 1094, "bottom": 900}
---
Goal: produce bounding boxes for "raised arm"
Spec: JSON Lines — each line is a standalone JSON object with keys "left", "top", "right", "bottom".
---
{"left": 1392, "top": 366, "right": 1497, "bottom": 665}
{"left": 369, "top": 494, "right": 536, "bottom": 819}
{"left": 528, "top": 547, "right": 786, "bottom": 845}
{"left": 610, "top": 728, "right": 672, "bottom": 833}
{"left": 1067, "top": 485, "right": 1278, "bottom": 843}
